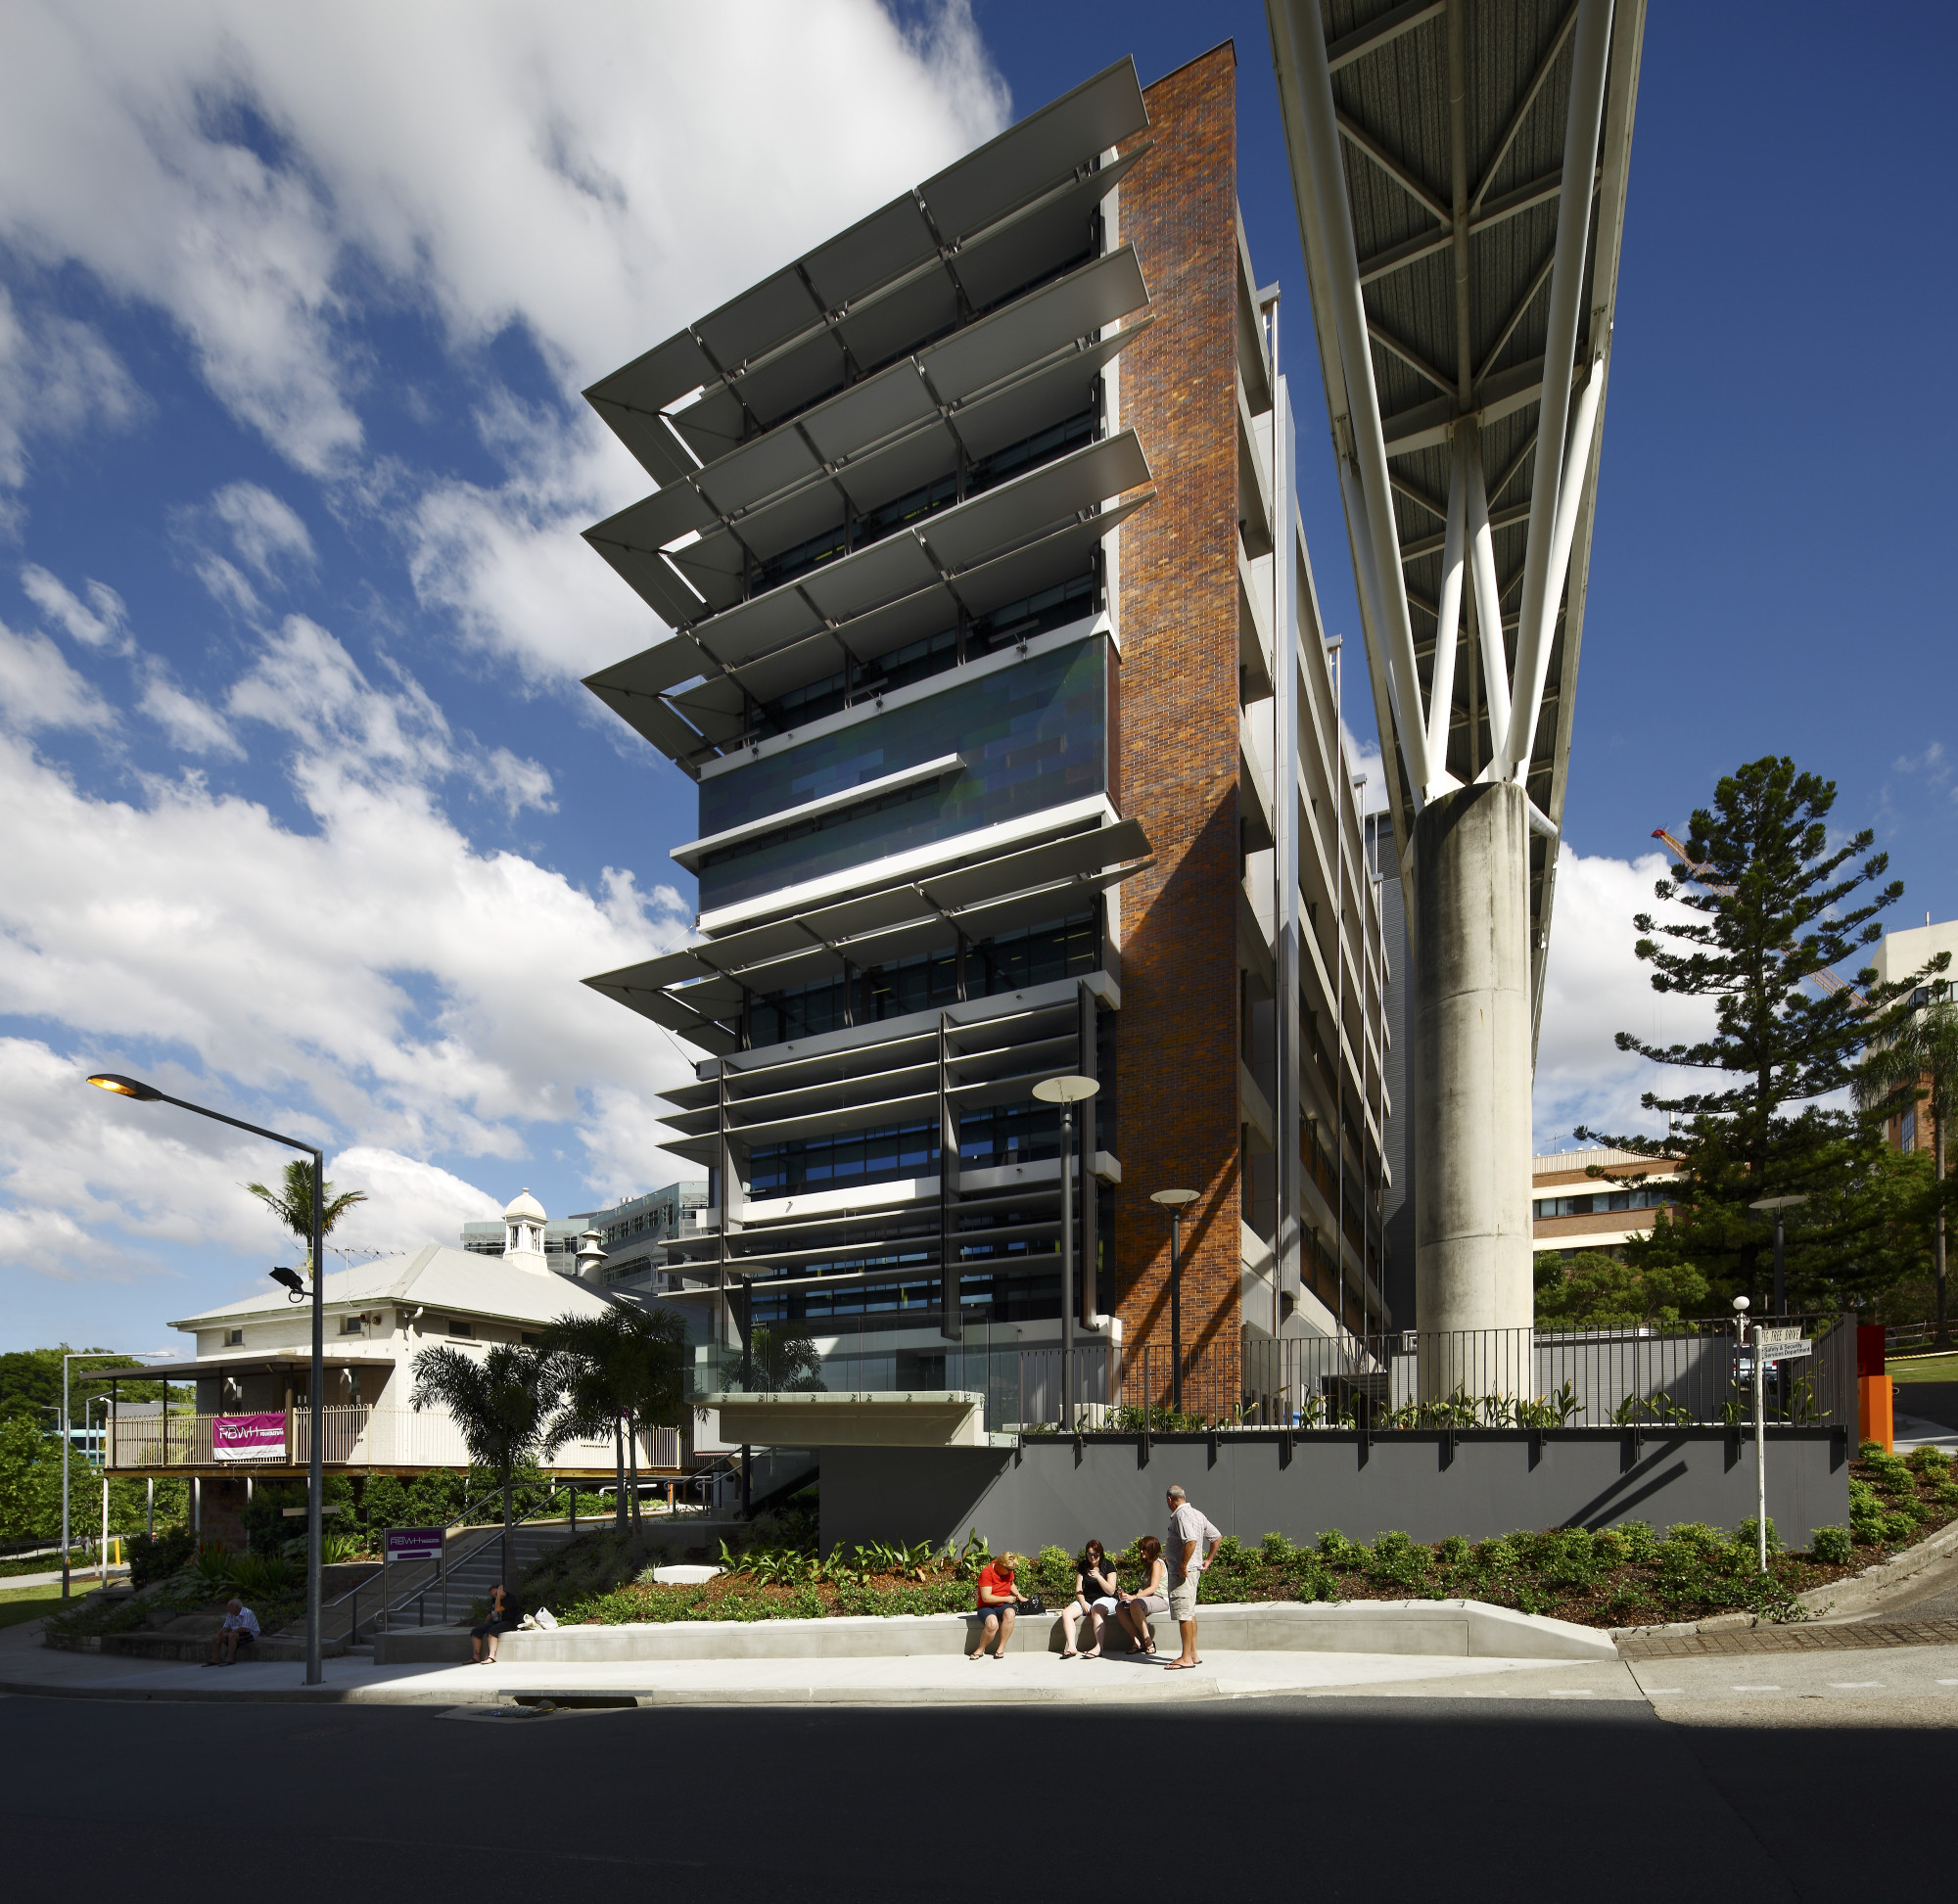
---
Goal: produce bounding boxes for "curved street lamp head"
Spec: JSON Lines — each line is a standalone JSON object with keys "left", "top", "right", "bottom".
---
{"left": 1032, "top": 1074, "right": 1098, "bottom": 1105}
{"left": 88, "top": 1073, "right": 162, "bottom": 1101}
{"left": 269, "top": 1267, "right": 307, "bottom": 1300}
{"left": 1748, "top": 1195, "right": 1809, "bottom": 1212}
{"left": 1150, "top": 1188, "right": 1199, "bottom": 1208}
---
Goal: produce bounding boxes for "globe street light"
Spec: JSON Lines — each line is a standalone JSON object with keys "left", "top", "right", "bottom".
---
{"left": 1149, "top": 1188, "right": 1199, "bottom": 1414}
{"left": 1033, "top": 1075, "right": 1098, "bottom": 1430}
{"left": 88, "top": 1071, "right": 330, "bottom": 1686}
{"left": 1748, "top": 1195, "right": 1809, "bottom": 1317}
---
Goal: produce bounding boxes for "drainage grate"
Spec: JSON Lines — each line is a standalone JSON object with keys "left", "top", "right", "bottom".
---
{"left": 1620, "top": 1618, "right": 1958, "bottom": 1659}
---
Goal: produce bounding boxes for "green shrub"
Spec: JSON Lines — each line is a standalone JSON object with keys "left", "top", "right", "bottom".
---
{"left": 1881, "top": 1510, "right": 1918, "bottom": 1544}
{"left": 1808, "top": 1525, "right": 1853, "bottom": 1565}
{"left": 1731, "top": 1517, "right": 1781, "bottom": 1558}
{"left": 1662, "top": 1522, "right": 1722, "bottom": 1556}
{"left": 1590, "top": 1529, "right": 1625, "bottom": 1567}
{"left": 1472, "top": 1536, "right": 1515, "bottom": 1570}
{"left": 1316, "top": 1529, "right": 1362, "bottom": 1568}
{"left": 1435, "top": 1534, "right": 1471, "bottom": 1566}
{"left": 1260, "top": 1531, "right": 1300, "bottom": 1564}
{"left": 1029, "top": 1545, "right": 1075, "bottom": 1604}
{"left": 126, "top": 1526, "right": 195, "bottom": 1588}
{"left": 1365, "top": 1531, "right": 1430, "bottom": 1589}
{"left": 1615, "top": 1521, "right": 1660, "bottom": 1563}
{"left": 1863, "top": 1449, "right": 1915, "bottom": 1495}
{"left": 1905, "top": 1446, "right": 1950, "bottom": 1479}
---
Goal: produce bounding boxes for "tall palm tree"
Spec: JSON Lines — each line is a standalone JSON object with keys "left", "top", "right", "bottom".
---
{"left": 537, "top": 1308, "right": 686, "bottom": 1536}
{"left": 245, "top": 1159, "right": 366, "bottom": 1277}
{"left": 409, "top": 1343, "right": 558, "bottom": 1589}
{"left": 1859, "top": 988, "right": 1958, "bottom": 1342}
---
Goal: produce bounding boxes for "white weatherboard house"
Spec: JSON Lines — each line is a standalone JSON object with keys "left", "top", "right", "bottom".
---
{"left": 109, "top": 1193, "right": 677, "bottom": 1491}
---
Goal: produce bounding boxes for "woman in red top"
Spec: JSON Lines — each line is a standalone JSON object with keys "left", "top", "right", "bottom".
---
{"left": 969, "top": 1551, "right": 1025, "bottom": 1659}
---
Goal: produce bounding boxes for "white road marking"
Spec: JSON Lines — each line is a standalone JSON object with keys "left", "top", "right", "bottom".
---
{"left": 1644, "top": 1687, "right": 1683, "bottom": 1695}
{"left": 1827, "top": 1681, "right": 1884, "bottom": 1689}
{"left": 1731, "top": 1685, "right": 1781, "bottom": 1693}
{"left": 1542, "top": 1689, "right": 1594, "bottom": 1696}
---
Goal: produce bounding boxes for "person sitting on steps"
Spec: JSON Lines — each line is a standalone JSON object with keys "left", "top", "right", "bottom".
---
{"left": 1060, "top": 1538, "right": 1120, "bottom": 1658}
{"left": 969, "top": 1551, "right": 1025, "bottom": 1660}
{"left": 1114, "top": 1537, "right": 1169, "bottom": 1656}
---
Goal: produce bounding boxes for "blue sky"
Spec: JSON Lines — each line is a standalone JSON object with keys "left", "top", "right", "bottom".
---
{"left": 0, "top": 1, "right": 1950, "bottom": 1353}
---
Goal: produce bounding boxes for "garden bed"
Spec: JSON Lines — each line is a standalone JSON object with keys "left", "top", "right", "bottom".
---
{"left": 532, "top": 1445, "right": 1957, "bottom": 1634}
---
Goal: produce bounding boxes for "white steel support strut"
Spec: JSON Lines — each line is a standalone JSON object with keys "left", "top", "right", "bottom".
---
{"left": 1501, "top": 0, "right": 1615, "bottom": 782}
{"left": 1283, "top": 0, "right": 1439, "bottom": 805}
{"left": 1463, "top": 430, "right": 1512, "bottom": 768}
{"left": 1423, "top": 432, "right": 1468, "bottom": 780}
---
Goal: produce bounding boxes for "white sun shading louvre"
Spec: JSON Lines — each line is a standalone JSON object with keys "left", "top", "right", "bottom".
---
{"left": 581, "top": 58, "right": 1148, "bottom": 481}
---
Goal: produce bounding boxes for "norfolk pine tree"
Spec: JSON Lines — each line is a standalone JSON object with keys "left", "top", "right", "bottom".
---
{"left": 1577, "top": 757, "right": 1947, "bottom": 1310}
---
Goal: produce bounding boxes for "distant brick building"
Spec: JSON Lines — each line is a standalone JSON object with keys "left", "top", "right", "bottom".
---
{"left": 1531, "top": 1148, "right": 1680, "bottom": 1259}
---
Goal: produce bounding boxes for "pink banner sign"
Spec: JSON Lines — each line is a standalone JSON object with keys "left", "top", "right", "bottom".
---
{"left": 212, "top": 1413, "right": 288, "bottom": 1463}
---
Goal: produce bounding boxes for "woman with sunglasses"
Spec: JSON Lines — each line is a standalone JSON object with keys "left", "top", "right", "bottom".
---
{"left": 1059, "top": 1537, "right": 1120, "bottom": 1658}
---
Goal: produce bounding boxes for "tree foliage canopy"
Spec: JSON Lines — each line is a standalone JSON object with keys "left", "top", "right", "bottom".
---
{"left": 244, "top": 1159, "right": 366, "bottom": 1270}
{"left": 1577, "top": 757, "right": 1944, "bottom": 1310}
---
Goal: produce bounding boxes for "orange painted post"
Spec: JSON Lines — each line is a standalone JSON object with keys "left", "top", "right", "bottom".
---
{"left": 1858, "top": 1375, "right": 1894, "bottom": 1452}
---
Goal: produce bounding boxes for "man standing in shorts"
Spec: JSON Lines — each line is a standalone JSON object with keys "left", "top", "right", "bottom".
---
{"left": 1163, "top": 1484, "right": 1220, "bottom": 1670}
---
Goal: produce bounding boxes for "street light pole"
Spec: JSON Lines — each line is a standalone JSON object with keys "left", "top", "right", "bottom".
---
{"left": 87, "top": 1072, "right": 328, "bottom": 1686}
{"left": 1149, "top": 1189, "right": 1199, "bottom": 1416}
{"left": 61, "top": 1349, "right": 162, "bottom": 1601}
{"left": 1748, "top": 1195, "right": 1809, "bottom": 1319}
{"left": 1034, "top": 1076, "right": 1099, "bottom": 1433}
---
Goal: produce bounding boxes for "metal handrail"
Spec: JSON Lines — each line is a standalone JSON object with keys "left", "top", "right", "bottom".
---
{"left": 317, "top": 1478, "right": 584, "bottom": 1640}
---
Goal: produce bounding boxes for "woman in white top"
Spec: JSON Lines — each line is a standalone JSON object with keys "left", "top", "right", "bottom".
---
{"left": 1114, "top": 1536, "right": 1169, "bottom": 1656}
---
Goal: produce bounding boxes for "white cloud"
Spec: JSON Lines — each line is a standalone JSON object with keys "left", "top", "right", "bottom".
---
{"left": 0, "top": 1, "right": 1007, "bottom": 676}
{"left": 469, "top": 746, "right": 556, "bottom": 818}
{"left": 211, "top": 480, "right": 314, "bottom": 580}
{"left": 0, "top": 616, "right": 116, "bottom": 733}
{"left": 21, "top": 565, "right": 130, "bottom": 651}
{"left": 1532, "top": 845, "right": 1715, "bottom": 1152}
{"left": 137, "top": 668, "right": 245, "bottom": 759}
{"left": 0, "top": 615, "right": 701, "bottom": 1296}
{"left": 0, "top": 287, "right": 145, "bottom": 519}
{"left": 326, "top": 1145, "right": 502, "bottom": 1254}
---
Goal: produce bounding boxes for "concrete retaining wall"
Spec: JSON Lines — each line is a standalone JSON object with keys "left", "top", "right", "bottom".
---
{"left": 479, "top": 1598, "right": 1612, "bottom": 1664}
{"left": 819, "top": 1427, "right": 1847, "bottom": 1556}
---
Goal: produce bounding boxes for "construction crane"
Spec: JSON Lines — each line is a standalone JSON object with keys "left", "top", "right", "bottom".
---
{"left": 1651, "top": 828, "right": 1863, "bottom": 1002}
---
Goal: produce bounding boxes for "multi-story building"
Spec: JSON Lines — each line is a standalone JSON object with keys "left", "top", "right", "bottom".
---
{"left": 1872, "top": 917, "right": 1956, "bottom": 1157}
{"left": 579, "top": 49, "right": 1387, "bottom": 1411}
{"left": 459, "top": 1181, "right": 708, "bottom": 1290}
{"left": 1530, "top": 1148, "right": 1680, "bottom": 1259}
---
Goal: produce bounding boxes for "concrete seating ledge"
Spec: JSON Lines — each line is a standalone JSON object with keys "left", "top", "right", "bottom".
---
{"left": 371, "top": 1599, "right": 1611, "bottom": 1666}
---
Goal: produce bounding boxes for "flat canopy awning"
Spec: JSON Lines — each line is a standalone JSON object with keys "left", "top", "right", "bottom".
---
{"left": 122, "top": 1354, "right": 397, "bottom": 1382}
{"left": 705, "top": 1390, "right": 1009, "bottom": 1449}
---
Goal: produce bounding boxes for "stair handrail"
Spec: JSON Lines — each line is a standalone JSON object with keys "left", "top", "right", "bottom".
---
{"left": 311, "top": 1478, "right": 587, "bottom": 1641}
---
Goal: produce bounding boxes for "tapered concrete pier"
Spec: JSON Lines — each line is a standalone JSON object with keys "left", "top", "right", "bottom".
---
{"left": 1413, "top": 782, "right": 1534, "bottom": 1344}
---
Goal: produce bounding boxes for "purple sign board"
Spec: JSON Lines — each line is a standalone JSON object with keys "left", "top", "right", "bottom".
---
{"left": 385, "top": 1526, "right": 444, "bottom": 1565}
{"left": 211, "top": 1413, "right": 287, "bottom": 1463}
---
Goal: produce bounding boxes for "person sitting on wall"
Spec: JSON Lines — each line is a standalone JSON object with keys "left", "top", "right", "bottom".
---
{"left": 1060, "top": 1538, "right": 1120, "bottom": 1658}
{"left": 1114, "top": 1537, "right": 1169, "bottom": 1657}
{"left": 471, "top": 1583, "right": 516, "bottom": 1665}
{"left": 206, "top": 1599, "right": 259, "bottom": 1667}
{"left": 968, "top": 1551, "right": 1026, "bottom": 1660}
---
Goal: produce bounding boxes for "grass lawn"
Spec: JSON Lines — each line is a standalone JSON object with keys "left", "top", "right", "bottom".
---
{"left": 1889, "top": 1351, "right": 1958, "bottom": 1383}
{"left": 0, "top": 1583, "right": 68, "bottom": 1631}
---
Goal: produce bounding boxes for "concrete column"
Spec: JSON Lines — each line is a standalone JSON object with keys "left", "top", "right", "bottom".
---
{"left": 1413, "top": 781, "right": 1533, "bottom": 1370}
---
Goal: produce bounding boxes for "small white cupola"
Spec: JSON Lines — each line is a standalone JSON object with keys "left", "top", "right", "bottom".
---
{"left": 573, "top": 1229, "right": 606, "bottom": 1286}
{"left": 502, "top": 1189, "right": 548, "bottom": 1271}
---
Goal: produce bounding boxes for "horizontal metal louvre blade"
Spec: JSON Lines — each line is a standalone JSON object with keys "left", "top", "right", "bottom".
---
{"left": 581, "top": 535, "right": 707, "bottom": 626}
{"left": 800, "top": 194, "right": 940, "bottom": 310}
{"left": 694, "top": 266, "right": 823, "bottom": 373}
{"left": 583, "top": 632, "right": 711, "bottom": 699}
{"left": 917, "top": 59, "right": 1147, "bottom": 245}
{"left": 920, "top": 246, "right": 1147, "bottom": 402}
{"left": 693, "top": 589, "right": 823, "bottom": 670}
{"left": 918, "top": 818, "right": 1150, "bottom": 910}
{"left": 586, "top": 399, "right": 697, "bottom": 485}
{"left": 921, "top": 430, "right": 1149, "bottom": 572}
{"left": 583, "top": 331, "right": 718, "bottom": 427}
{"left": 583, "top": 681, "right": 713, "bottom": 767}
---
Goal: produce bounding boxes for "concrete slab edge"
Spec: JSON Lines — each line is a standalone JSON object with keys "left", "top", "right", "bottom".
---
{"left": 1795, "top": 1515, "right": 1958, "bottom": 1622}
